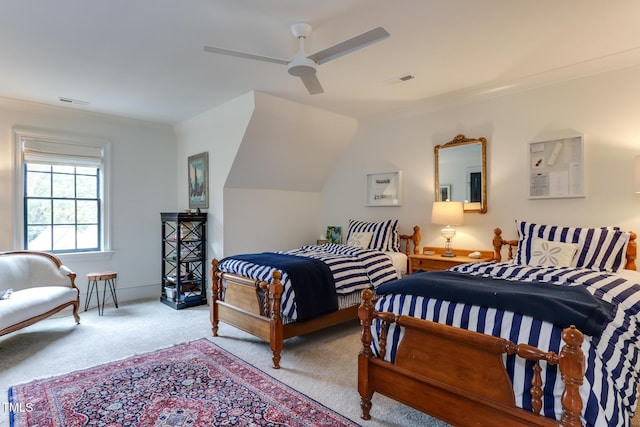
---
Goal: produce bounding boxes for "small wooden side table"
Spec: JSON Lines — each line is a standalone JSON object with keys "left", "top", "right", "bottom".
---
{"left": 409, "top": 247, "right": 493, "bottom": 274}
{"left": 85, "top": 271, "right": 119, "bottom": 316}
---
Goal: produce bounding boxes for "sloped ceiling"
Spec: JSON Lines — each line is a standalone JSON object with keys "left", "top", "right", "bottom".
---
{"left": 225, "top": 92, "right": 358, "bottom": 191}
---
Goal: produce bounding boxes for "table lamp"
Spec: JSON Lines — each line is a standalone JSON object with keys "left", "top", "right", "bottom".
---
{"left": 432, "top": 201, "right": 464, "bottom": 257}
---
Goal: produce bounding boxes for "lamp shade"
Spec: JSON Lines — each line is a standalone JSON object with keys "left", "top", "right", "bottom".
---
{"left": 635, "top": 155, "right": 640, "bottom": 194}
{"left": 432, "top": 201, "right": 464, "bottom": 226}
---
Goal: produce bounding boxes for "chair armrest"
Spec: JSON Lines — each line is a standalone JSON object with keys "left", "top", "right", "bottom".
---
{"left": 60, "top": 265, "right": 74, "bottom": 276}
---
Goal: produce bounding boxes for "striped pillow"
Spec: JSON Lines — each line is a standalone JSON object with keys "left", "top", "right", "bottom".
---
{"left": 345, "top": 219, "right": 399, "bottom": 252}
{"left": 515, "top": 220, "right": 630, "bottom": 272}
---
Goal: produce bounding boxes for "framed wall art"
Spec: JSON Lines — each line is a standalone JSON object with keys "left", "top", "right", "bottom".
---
{"left": 439, "top": 184, "right": 451, "bottom": 201}
{"left": 366, "top": 171, "right": 402, "bottom": 207}
{"left": 188, "top": 152, "right": 209, "bottom": 209}
{"left": 528, "top": 135, "right": 584, "bottom": 199}
{"left": 326, "top": 226, "right": 342, "bottom": 244}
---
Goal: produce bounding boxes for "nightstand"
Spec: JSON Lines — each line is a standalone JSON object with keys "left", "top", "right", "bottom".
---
{"left": 409, "top": 247, "right": 493, "bottom": 273}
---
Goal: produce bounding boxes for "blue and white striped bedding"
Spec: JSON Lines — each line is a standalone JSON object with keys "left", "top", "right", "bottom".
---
{"left": 372, "top": 261, "right": 640, "bottom": 427}
{"left": 218, "top": 243, "right": 398, "bottom": 322}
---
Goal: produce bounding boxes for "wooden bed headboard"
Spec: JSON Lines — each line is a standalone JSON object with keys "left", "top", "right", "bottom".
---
{"left": 492, "top": 227, "right": 637, "bottom": 271}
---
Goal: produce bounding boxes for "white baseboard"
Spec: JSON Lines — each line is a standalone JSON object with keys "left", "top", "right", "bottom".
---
{"left": 81, "top": 283, "right": 158, "bottom": 308}
{"left": 50, "top": 283, "right": 210, "bottom": 318}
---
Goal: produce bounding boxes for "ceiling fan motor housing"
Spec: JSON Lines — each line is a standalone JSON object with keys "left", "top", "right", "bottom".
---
{"left": 288, "top": 55, "right": 317, "bottom": 76}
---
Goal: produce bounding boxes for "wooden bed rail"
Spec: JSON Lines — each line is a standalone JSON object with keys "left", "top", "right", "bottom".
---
{"left": 492, "top": 228, "right": 637, "bottom": 271}
{"left": 358, "top": 289, "right": 585, "bottom": 426}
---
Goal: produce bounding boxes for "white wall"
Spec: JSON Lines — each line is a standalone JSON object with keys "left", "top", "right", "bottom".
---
{"left": 175, "top": 91, "right": 357, "bottom": 260}
{"left": 322, "top": 65, "right": 640, "bottom": 253}
{"left": 0, "top": 97, "right": 178, "bottom": 304}
{"left": 174, "top": 92, "right": 255, "bottom": 263}
{"left": 224, "top": 188, "right": 321, "bottom": 254}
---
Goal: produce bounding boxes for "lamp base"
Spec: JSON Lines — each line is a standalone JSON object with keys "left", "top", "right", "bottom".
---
{"left": 441, "top": 235, "right": 456, "bottom": 258}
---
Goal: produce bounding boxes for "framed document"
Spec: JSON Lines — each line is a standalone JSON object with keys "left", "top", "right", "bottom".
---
{"left": 529, "top": 136, "right": 584, "bottom": 199}
{"left": 366, "top": 171, "right": 402, "bottom": 206}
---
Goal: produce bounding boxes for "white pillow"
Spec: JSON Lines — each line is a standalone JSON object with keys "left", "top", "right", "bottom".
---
{"left": 346, "top": 231, "right": 373, "bottom": 248}
{"left": 528, "top": 237, "right": 578, "bottom": 267}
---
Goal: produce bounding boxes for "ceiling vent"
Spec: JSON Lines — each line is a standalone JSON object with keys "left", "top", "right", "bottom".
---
{"left": 385, "top": 73, "right": 415, "bottom": 85}
{"left": 58, "top": 97, "right": 90, "bottom": 106}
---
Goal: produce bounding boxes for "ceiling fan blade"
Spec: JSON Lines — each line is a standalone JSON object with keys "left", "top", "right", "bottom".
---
{"left": 203, "top": 45, "right": 288, "bottom": 65}
{"left": 300, "top": 74, "right": 324, "bottom": 95}
{"left": 308, "top": 27, "right": 390, "bottom": 65}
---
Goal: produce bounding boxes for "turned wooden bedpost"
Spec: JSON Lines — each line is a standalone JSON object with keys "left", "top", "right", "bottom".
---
{"left": 559, "top": 326, "right": 585, "bottom": 427}
{"left": 210, "top": 259, "right": 221, "bottom": 336}
{"left": 493, "top": 228, "right": 504, "bottom": 261}
{"left": 358, "top": 289, "right": 375, "bottom": 420}
{"left": 626, "top": 231, "right": 637, "bottom": 271}
{"left": 269, "top": 270, "right": 284, "bottom": 369}
{"left": 411, "top": 226, "right": 421, "bottom": 254}
{"left": 399, "top": 225, "right": 421, "bottom": 256}
{"left": 493, "top": 227, "right": 518, "bottom": 262}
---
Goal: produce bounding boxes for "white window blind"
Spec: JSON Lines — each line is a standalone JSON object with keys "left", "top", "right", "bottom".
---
{"left": 22, "top": 138, "right": 103, "bottom": 167}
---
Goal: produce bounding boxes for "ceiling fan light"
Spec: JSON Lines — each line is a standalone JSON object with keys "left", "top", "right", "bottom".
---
{"left": 287, "top": 55, "right": 316, "bottom": 77}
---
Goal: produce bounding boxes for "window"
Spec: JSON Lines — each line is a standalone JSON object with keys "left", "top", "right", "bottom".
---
{"left": 17, "top": 132, "right": 107, "bottom": 253}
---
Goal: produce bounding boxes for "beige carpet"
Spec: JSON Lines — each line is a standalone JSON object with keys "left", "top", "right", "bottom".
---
{"left": 0, "top": 299, "right": 443, "bottom": 427}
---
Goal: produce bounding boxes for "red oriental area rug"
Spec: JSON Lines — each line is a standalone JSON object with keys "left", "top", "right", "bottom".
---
{"left": 8, "top": 338, "right": 359, "bottom": 427}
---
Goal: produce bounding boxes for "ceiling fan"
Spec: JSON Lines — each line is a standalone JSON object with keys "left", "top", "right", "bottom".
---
{"left": 204, "top": 23, "right": 390, "bottom": 95}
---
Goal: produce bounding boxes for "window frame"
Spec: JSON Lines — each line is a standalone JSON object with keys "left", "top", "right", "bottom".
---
{"left": 23, "top": 163, "right": 102, "bottom": 253}
{"left": 13, "top": 128, "right": 112, "bottom": 257}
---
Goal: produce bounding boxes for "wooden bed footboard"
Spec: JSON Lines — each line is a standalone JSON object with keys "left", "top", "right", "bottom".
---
{"left": 358, "top": 289, "right": 585, "bottom": 427}
{"left": 210, "top": 258, "right": 285, "bottom": 367}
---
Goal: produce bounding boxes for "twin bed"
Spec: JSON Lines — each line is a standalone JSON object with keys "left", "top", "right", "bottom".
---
{"left": 210, "top": 219, "right": 421, "bottom": 368}
{"left": 360, "top": 221, "right": 639, "bottom": 426}
{"left": 211, "top": 219, "right": 640, "bottom": 426}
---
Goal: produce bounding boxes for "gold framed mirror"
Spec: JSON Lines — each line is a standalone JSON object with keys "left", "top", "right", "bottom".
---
{"left": 434, "top": 134, "right": 487, "bottom": 213}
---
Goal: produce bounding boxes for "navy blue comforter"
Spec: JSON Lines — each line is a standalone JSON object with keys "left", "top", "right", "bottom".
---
{"left": 376, "top": 270, "right": 614, "bottom": 336}
{"left": 223, "top": 252, "right": 337, "bottom": 321}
